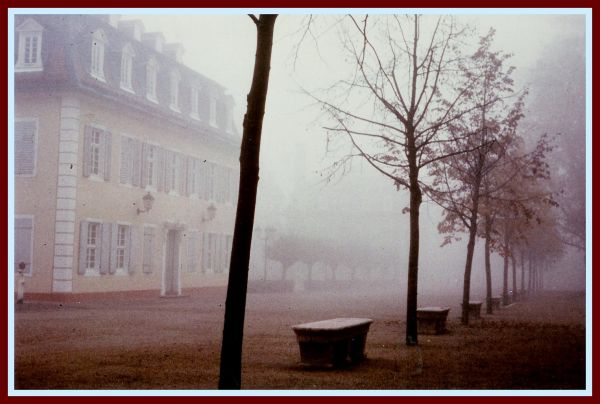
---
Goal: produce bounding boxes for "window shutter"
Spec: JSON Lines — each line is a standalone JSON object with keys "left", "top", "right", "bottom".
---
{"left": 103, "top": 131, "right": 112, "bottom": 181}
{"left": 141, "top": 143, "right": 149, "bottom": 187}
{"left": 186, "top": 157, "right": 194, "bottom": 196}
{"left": 202, "top": 232, "right": 209, "bottom": 272}
{"left": 179, "top": 154, "right": 188, "bottom": 196}
{"left": 83, "top": 125, "right": 92, "bottom": 177}
{"left": 120, "top": 136, "right": 131, "bottom": 184}
{"left": 109, "top": 223, "right": 118, "bottom": 274}
{"left": 15, "top": 120, "right": 37, "bottom": 175}
{"left": 100, "top": 222, "right": 111, "bottom": 275}
{"left": 127, "top": 225, "right": 136, "bottom": 275}
{"left": 131, "top": 139, "right": 142, "bottom": 187}
{"left": 15, "top": 217, "right": 33, "bottom": 274}
{"left": 197, "top": 161, "right": 206, "bottom": 200}
{"left": 78, "top": 220, "right": 88, "bottom": 275}
{"left": 156, "top": 147, "right": 165, "bottom": 192}
{"left": 143, "top": 226, "right": 154, "bottom": 274}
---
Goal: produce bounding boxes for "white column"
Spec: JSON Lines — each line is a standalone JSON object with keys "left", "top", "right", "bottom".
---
{"left": 52, "top": 96, "right": 80, "bottom": 293}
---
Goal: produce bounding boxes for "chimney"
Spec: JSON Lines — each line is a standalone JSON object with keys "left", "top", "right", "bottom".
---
{"left": 165, "top": 43, "right": 185, "bottom": 64}
{"left": 118, "top": 19, "right": 145, "bottom": 41}
{"left": 142, "top": 32, "right": 166, "bottom": 53}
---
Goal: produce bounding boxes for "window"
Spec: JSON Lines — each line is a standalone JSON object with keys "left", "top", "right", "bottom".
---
{"left": 120, "top": 44, "right": 135, "bottom": 92}
{"left": 91, "top": 30, "right": 106, "bottom": 81}
{"left": 169, "top": 70, "right": 181, "bottom": 111}
{"left": 15, "top": 118, "right": 37, "bottom": 176}
{"left": 110, "top": 223, "right": 131, "bottom": 275}
{"left": 116, "top": 225, "right": 128, "bottom": 270}
{"left": 15, "top": 18, "right": 43, "bottom": 72}
{"left": 83, "top": 125, "right": 112, "bottom": 181}
{"left": 14, "top": 216, "right": 33, "bottom": 275}
{"left": 86, "top": 222, "right": 100, "bottom": 270}
{"left": 190, "top": 87, "right": 200, "bottom": 120}
{"left": 187, "top": 231, "right": 201, "bottom": 273}
{"left": 146, "top": 58, "right": 158, "bottom": 102}
{"left": 141, "top": 143, "right": 158, "bottom": 189}
{"left": 185, "top": 157, "right": 195, "bottom": 196}
{"left": 78, "top": 220, "right": 109, "bottom": 275}
{"left": 119, "top": 136, "right": 141, "bottom": 186}
{"left": 142, "top": 226, "right": 155, "bottom": 274}
{"left": 209, "top": 95, "right": 217, "bottom": 127}
{"left": 202, "top": 233, "right": 216, "bottom": 273}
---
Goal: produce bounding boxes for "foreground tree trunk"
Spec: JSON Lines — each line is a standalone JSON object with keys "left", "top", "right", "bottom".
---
{"left": 461, "top": 171, "right": 482, "bottom": 325}
{"left": 406, "top": 135, "right": 422, "bottom": 346}
{"left": 218, "top": 14, "right": 277, "bottom": 390}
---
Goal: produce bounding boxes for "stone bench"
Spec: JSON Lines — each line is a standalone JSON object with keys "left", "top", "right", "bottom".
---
{"left": 291, "top": 318, "right": 373, "bottom": 367}
{"left": 462, "top": 301, "right": 483, "bottom": 319}
{"left": 416, "top": 307, "right": 450, "bottom": 334}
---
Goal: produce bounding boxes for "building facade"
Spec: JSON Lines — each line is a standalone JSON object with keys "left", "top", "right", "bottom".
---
{"left": 13, "top": 14, "right": 240, "bottom": 297}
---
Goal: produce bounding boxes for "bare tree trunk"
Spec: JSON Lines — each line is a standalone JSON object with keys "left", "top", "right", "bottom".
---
{"left": 528, "top": 253, "right": 533, "bottom": 293}
{"left": 484, "top": 214, "right": 493, "bottom": 314}
{"left": 520, "top": 250, "right": 525, "bottom": 297}
{"left": 218, "top": 14, "right": 277, "bottom": 390}
{"left": 406, "top": 141, "right": 421, "bottom": 346}
{"left": 502, "top": 229, "right": 510, "bottom": 306}
{"left": 511, "top": 250, "right": 518, "bottom": 302}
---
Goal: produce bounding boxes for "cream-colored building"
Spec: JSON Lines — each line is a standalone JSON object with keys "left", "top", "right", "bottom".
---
{"left": 13, "top": 14, "right": 240, "bottom": 297}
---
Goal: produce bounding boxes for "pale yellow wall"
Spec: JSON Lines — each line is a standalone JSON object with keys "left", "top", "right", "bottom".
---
{"left": 14, "top": 92, "right": 62, "bottom": 293}
{"left": 72, "top": 92, "right": 237, "bottom": 293}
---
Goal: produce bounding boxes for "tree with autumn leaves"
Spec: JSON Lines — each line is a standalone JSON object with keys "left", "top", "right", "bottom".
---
{"left": 428, "top": 29, "right": 558, "bottom": 323}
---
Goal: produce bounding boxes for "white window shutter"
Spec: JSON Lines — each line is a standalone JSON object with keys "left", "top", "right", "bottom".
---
{"left": 83, "top": 125, "right": 92, "bottom": 177}
{"left": 202, "top": 232, "right": 209, "bottom": 272}
{"left": 100, "top": 222, "right": 111, "bottom": 275}
{"left": 120, "top": 136, "right": 131, "bottom": 184}
{"left": 156, "top": 147, "right": 165, "bottom": 192}
{"left": 109, "top": 223, "right": 118, "bottom": 274}
{"left": 15, "top": 120, "right": 37, "bottom": 175}
{"left": 78, "top": 220, "right": 89, "bottom": 275}
{"left": 131, "top": 139, "right": 142, "bottom": 187}
{"left": 127, "top": 225, "right": 136, "bottom": 274}
{"left": 179, "top": 154, "right": 187, "bottom": 195}
{"left": 143, "top": 226, "right": 154, "bottom": 274}
{"left": 103, "top": 131, "right": 112, "bottom": 181}
{"left": 186, "top": 157, "right": 194, "bottom": 196}
{"left": 141, "top": 143, "right": 149, "bottom": 187}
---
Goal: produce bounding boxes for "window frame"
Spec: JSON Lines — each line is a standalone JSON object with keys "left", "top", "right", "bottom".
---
{"left": 84, "top": 220, "right": 102, "bottom": 276}
{"left": 90, "top": 29, "right": 107, "bottom": 82}
{"left": 15, "top": 19, "right": 44, "bottom": 72}
{"left": 120, "top": 43, "right": 135, "bottom": 93}
{"left": 146, "top": 58, "right": 159, "bottom": 103}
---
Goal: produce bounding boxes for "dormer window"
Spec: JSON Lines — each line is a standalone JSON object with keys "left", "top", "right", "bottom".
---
{"left": 146, "top": 58, "right": 158, "bottom": 103}
{"left": 169, "top": 70, "right": 181, "bottom": 111}
{"left": 190, "top": 86, "right": 200, "bottom": 120}
{"left": 120, "top": 44, "right": 135, "bottom": 92}
{"left": 15, "top": 18, "right": 44, "bottom": 72}
{"left": 209, "top": 93, "right": 217, "bottom": 128}
{"left": 91, "top": 30, "right": 107, "bottom": 81}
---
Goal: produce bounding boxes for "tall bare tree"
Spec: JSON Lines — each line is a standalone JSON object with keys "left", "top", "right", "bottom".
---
{"left": 316, "top": 15, "right": 477, "bottom": 345}
{"left": 219, "top": 14, "right": 277, "bottom": 390}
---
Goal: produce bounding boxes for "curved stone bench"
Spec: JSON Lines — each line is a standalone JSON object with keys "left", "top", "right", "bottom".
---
{"left": 291, "top": 318, "right": 373, "bottom": 367}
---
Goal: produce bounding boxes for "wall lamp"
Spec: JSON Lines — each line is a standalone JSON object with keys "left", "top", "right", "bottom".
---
{"left": 137, "top": 192, "right": 155, "bottom": 215}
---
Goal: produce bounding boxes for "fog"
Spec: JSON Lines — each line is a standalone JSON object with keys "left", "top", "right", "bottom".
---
{"left": 125, "top": 13, "right": 587, "bottom": 296}
{"left": 14, "top": 11, "right": 588, "bottom": 302}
